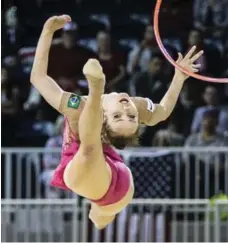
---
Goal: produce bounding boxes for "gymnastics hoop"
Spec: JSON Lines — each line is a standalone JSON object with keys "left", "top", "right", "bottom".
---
{"left": 153, "top": 0, "right": 228, "bottom": 83}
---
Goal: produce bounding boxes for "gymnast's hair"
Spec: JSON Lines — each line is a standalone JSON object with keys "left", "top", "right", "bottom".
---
{"left": 104, "top": 123, "right": 140, "bottom": 150}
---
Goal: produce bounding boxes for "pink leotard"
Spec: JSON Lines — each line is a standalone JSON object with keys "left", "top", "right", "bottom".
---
{"left": 50, "top": 118, "right": 131, "bottom": 206}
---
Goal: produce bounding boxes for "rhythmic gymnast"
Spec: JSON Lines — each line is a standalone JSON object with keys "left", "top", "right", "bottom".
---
{"left": 31, "top": 15, "right": 203, "bottom": 229}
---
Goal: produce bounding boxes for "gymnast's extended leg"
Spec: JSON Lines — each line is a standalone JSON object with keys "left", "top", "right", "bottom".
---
{"left": 63, "top": 60, "right": 111, "bottom": 200}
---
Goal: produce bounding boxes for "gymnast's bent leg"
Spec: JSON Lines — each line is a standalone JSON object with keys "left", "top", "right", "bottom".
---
{"left": 63, "top": 64, "right": 111, "bottom": 201}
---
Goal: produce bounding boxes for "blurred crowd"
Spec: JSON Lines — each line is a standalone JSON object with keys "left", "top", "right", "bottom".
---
{"left": 2, "top": 0, "right": 228, "bottom": 146}
{"left": 1, "top": 0, "right": 228, "bottom": 199}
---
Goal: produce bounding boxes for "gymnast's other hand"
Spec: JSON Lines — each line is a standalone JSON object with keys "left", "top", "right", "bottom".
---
{"left": 83, "top": 59, "right": 106, "bottom": 90}
{"left": 44, "top": 15, "right": 71, "bottom": 33}
{"left": 175, "top": 46, "right": 204, "bottom": 81}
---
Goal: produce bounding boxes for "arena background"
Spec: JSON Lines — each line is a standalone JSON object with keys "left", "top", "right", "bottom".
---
{"left": 1, "top": 0, "right": 228, "bottom": 242}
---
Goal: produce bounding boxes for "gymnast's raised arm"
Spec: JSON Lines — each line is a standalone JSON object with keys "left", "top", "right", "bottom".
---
{"left": 144, "top": 46, "right": 204, "bottom": 126}
{"left": 30, "top": 15, "right": 71, "bottom": 111}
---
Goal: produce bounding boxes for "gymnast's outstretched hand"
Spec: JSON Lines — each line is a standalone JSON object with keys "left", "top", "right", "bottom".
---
{"left": 44, "top": 15, "right": 72, "bottom": 33}
{"left": 83, "top": 59, "right": 106, "bottom": 91}
{"left": 175, "top": 46, "right": 204, "bottom": 81}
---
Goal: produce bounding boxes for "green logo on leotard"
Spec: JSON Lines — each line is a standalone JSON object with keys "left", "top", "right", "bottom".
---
{"left": 67, "top": 94, "right": 81, "bottom": 109}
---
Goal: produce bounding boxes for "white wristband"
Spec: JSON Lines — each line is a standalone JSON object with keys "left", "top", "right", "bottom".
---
{"left": 145, "top": 98, "right": 155, "bottom": 112}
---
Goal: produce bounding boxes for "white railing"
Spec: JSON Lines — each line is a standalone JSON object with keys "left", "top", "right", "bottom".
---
{"left": 1, "top": 147, "right": 228, "bottom": 199}
{"left": 1, "top": 199, "right": 79, "bottom": 242}
{"left": 82, "top": 199, "right": 228, "bottom": 242}
{"left": 1, "top": 199, "right": 228, "bottom": 242}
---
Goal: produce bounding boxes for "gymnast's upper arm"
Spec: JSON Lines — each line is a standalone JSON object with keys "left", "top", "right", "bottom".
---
{"left": 30, "top": 75, "right": 64, "bottom": 111}
{"left": 31, "top": 72, "right": 85, "bottom": 117}
{"left": 132, "top": 97, "right": 167, "bottom": 126}
{"left": 58, "top": 91, "right": 85, "bottom": 117}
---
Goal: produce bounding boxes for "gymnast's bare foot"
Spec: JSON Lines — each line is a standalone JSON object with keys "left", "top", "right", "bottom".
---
{"left": 83, "top": 59, "right": 105, "bottom": 92}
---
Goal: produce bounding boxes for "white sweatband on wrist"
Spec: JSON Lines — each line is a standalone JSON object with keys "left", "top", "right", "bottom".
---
{"left": 145, "top": 98, "right": 155, "bottom": 112}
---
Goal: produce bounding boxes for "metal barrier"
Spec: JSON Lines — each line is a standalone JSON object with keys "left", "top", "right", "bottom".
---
{"left": 82, "top": 199, "right": 228, "bottom": 242}
{"left": 1, "top": 147, "right": 228, "bottom": 199}
{"left": 1, "top": 199, "right": 79, "bottom": 242}
{"left": 1, "top": 199, "right": 227, "bottom": 242}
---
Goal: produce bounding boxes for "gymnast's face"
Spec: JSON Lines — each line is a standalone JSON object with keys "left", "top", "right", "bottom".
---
{"left": 102, "top": 93, "right": 139, "bottom": 136}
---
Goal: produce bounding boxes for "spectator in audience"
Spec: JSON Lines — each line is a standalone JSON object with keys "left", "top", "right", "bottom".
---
{"left": 184, "top": 28, "right": 221, "bottom": 76}
{"left": 2, "top": 67, "right": 20, "bottom": 146}
{"left": 191, "top": 86, "right": 228, "bottom": 135}
{"left": 58, "top": 77, "right": 81, "bottom": 93}
{"left": 48, "top": 22, "right": 97, "bottom": 82}
{"left": 23, "top": 86, "right": 41, "bottom": 111}
{"left": 32, "top": 109, "right": 55, "bottom": 137}
{"left": 153, "top": 121, "right": 185, "bottom": 147}
{"left": 186, "top": 109, "right": 228, "bottom": 147}
{"left": 129, "top": 51, "right": 168, "bottom": 102}
{"left": 1, "top": 67, "right": 20, "bottom": 117}
{"left": 177, "top": 80, "right": 201, "bottom": 136}
{"left": 96, "top": 31, "right": 126, "bottom": 92}
{"left": 18, "top": 47, "right": 36, "bottom": 75}
{"left": 2, "top": 6, "right": 25, "bottom": 56}
{"left": 193, "top": 0, "right": 228, "bottom": 38}
{"left": 159, "top": 0, "right": 193, "bottom": 39}
{"left": 127, "top": 25, "right": 157, "bottom": 75}
{"left": 185, "top": 29, "right": 207, "bottom": 73}
{"left": 40, "top": 115, "right": 64, "bottom": 198}
{"left": 185, "top": 109, "right": 228, "bottom": 164}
